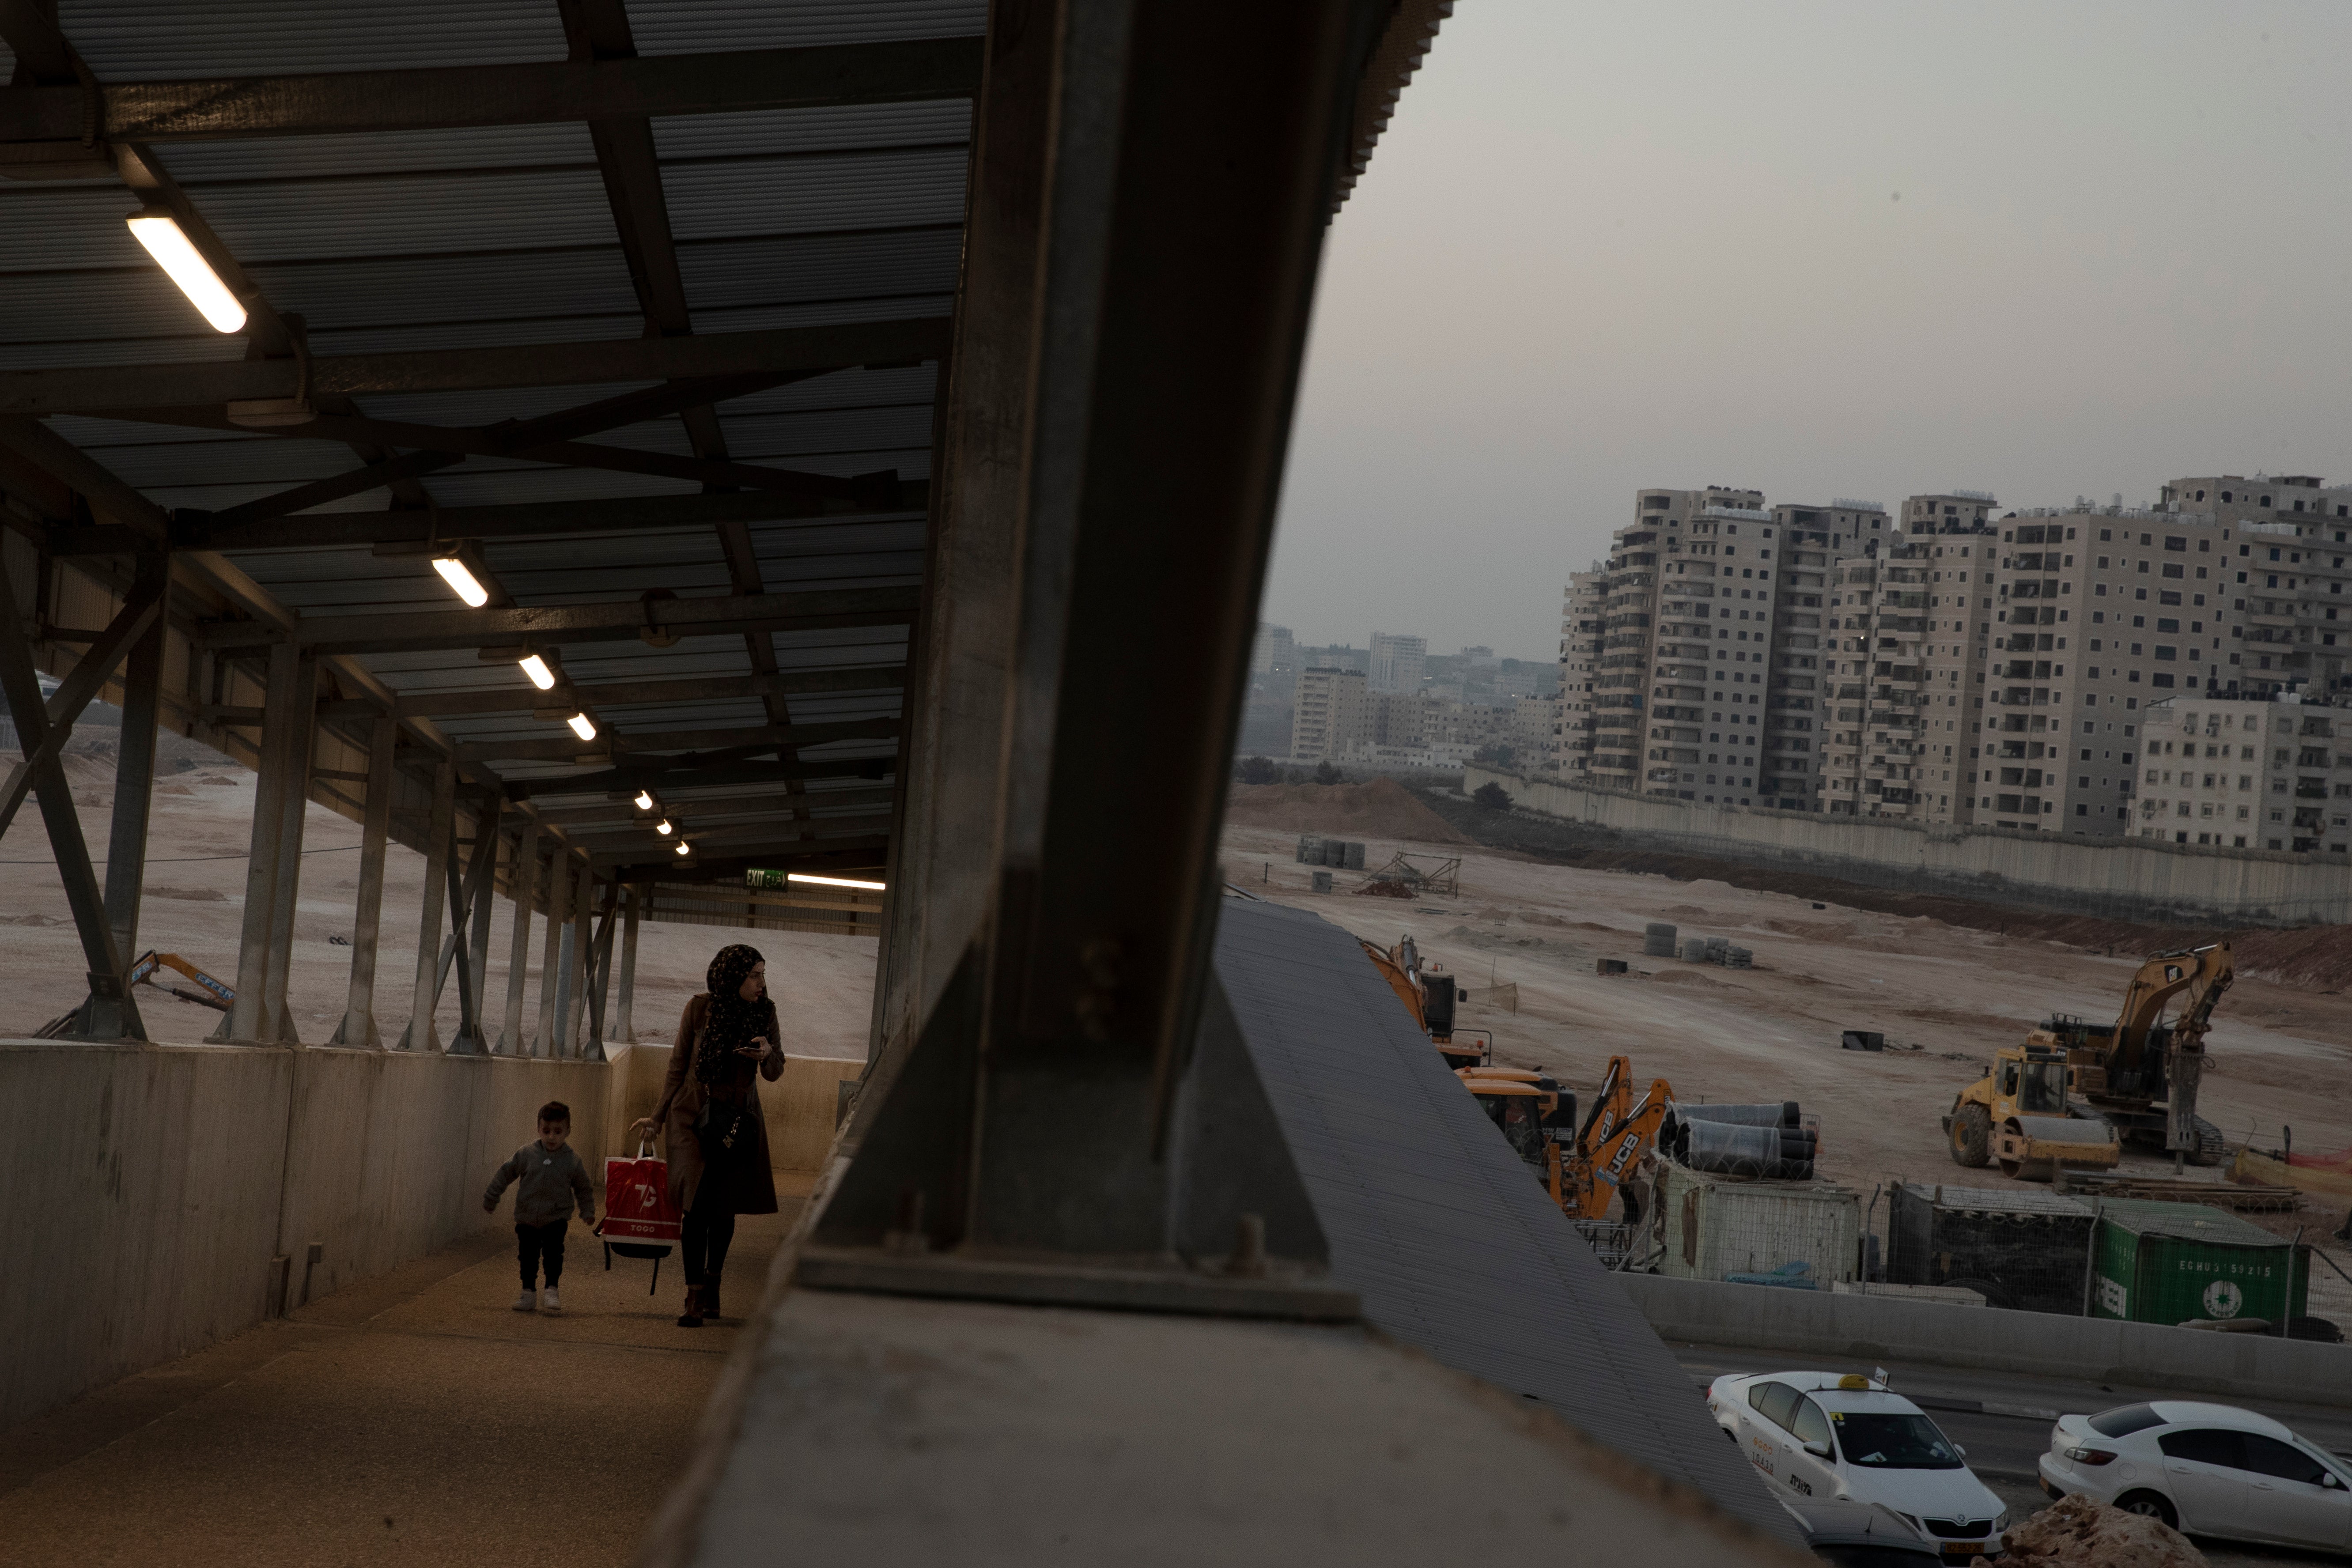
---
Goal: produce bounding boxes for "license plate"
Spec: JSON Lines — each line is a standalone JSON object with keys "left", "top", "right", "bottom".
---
{"left": 1940, "top": 1545, "right": 1986, "bottom": 1559}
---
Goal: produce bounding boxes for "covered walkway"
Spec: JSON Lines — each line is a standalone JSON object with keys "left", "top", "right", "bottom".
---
{"left": 0, "top": 1200, "right": 798, "bottom": 1566}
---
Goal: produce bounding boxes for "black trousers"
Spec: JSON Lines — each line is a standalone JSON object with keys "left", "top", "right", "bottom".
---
{"left": 517, "top": 1220, "right": 567, "bottom": 1288}
{"left": 683, "top": 1190, "right": 736, "bottom": 1287}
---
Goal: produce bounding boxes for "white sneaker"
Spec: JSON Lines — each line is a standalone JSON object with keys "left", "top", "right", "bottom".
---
{"left": 541, "top": 1287, "right": 561, "bottom": 1314}
{"left": 512, "top": 1289, "right": 536, "bottom": 1312}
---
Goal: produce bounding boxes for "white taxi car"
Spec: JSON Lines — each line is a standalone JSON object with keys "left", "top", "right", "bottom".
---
{"left": 1707, "top": 1370, "right": 2009, "bottom": 1560}
{"left": 2038, "top": 1400, "right": 2352, "bottom": 1553}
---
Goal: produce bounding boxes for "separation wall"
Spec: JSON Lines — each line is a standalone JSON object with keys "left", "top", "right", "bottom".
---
{"left": 1469, "top": 769, "right": 2352, "bottom": 927}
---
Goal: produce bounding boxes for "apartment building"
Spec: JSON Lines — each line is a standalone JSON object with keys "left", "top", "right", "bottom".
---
{"left": 1368, "top": 631, "right": 1427, "bottom": 694}
{"left": 1252, "top": 622, "right": 1297, "bottom": 676}
{"left": 2137, "top": 695, "right": 2352, "bottom": 855}
{"left": 1758, "top": 501, "right": 1885, "bottom": 809}
{"left": 2159, "top": 475, "right": 2352, "bottom": 700}
{"left": 1554, "top": 568, "right": 1603, "bottom": 780}
{"left": 1288, "top": 665, "right": 1368, "bottom": 763}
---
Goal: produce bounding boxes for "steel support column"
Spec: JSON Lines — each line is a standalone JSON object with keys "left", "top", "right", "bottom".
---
{"left": 401, "top": 756, "right": 455, "bottom": 1051}
{"left": 331, "top": 713, "right": 395, "bottom": 1047}
{"left": 561, "top": 867, "right": 593, "bottom": 1055}
{"left": 225, "top": 640, "right": 305, "bottom": 1043}
{"left": 0, "top": 550, "right": 143, "bottom": 1043}
{"left": 449, "top": 793, "right": 503, "bottom": 1054}
{"left": 538, "top": 845, "right": 572, "bottom": 1058}
{"left": 257, "top": 655, "right": 318, "bottom": 1043}
{"left": 77, "top": 549, "right": 171, "bottom": 1039}
{"left": 499, "top": 819, "right": 539, "bottom": 1054}
{"left": 582, "top": 880, "right": 617, "bottom": 1066}
{"left": 614, "top": 885, "right": 641, "bottom": 1044}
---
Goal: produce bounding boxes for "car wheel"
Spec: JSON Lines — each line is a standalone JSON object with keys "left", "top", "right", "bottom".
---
{"left": 2114, "top": 1490, "right": 2177, "bottom": 1530}
{"left": 1949, "top": 1103, "right": 1991, "bottom": 1167}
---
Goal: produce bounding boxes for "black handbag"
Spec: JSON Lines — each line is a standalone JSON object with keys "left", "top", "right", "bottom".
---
{"left": 695, "top": 1093, "right": 756, "bottom": 1168}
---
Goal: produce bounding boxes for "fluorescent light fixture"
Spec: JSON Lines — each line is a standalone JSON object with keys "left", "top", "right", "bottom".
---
{"left": 125, "top": 211, "right": 247, "bottom": 333}
{"left": 787, "top": 872, "right": 888, "bottom": 892}
{"left": 518, "top": 654, "right": 556, "bottom": 690}
{"left": 673, "top": 840, "right": 692, "bottom": 857}
{"left": 566, "top": 712, "right": 597, "bottom": 741}
{"left": 633, "top": 790, "right": 655, "bottom": 811}
{"left": 431, "top": 554, "right": 490, "bottom": 608}
{"left": 654, "top": 818, "right": 673, "bottom": 835}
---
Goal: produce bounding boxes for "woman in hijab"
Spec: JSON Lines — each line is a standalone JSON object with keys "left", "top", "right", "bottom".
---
{"left": 633, "top": 943, "right": 783, "bottom": 1327}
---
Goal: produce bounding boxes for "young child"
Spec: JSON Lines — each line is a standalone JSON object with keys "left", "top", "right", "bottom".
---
{"left": 484, "top": 1100, "right": 597, "bottom": 1313}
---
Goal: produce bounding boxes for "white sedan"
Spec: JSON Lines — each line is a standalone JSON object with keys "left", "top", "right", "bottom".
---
{"left": 2039, "top": 1400, "right": 2352, "bottom": 1554}
{"left": 1707, "top": 1370, "right": 2008, "bottom": 1560}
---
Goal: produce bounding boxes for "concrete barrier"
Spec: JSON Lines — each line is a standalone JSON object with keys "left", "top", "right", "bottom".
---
{"left": 1616, "top": 1273, "right": 2352, "bottom": 1407}
{"left": 1467, "top": 767, "right": 2352, "bottom": 927}
{"left": 604, "top": 1044, "right": 862, "bottom": 1175}
{"left": 0, "top": 1039, "right": 612, "bottom": 1431}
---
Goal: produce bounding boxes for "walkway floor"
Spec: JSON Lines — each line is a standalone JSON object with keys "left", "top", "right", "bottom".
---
{"left": 0, "top": 1182, "right": 807, "bottom": 1566}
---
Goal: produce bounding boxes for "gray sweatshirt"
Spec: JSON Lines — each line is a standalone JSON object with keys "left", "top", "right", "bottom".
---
{"left": 486, "top": 1142, "right": 597, "bottom": 1228}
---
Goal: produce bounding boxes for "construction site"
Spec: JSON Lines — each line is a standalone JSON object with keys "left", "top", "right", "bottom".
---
{"left": 1223, "top": 778, "right": 2352, "bottom": 1332}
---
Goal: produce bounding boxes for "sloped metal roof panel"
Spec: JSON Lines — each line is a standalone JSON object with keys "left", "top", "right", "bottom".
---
{"left": 1211, "top": 896, "right": 1807, "bottom": 1550}
{"left": 57, "top": 0, "right": 567, "bottom": 78}
{"left": 650, "top": 101, "right": 971, "bottom": 160}
{"left": 661, "top": 148, "right": 968, "bottom": 241}
{"left": 624, "top": 0, "right": 986, "bottom": 54}
{"left": 194, "top": 170, "right": 621, "bottom": 263}
{"left": 162, "top": 124, "right": 599, "bottom": 184}
{"left": 675, "top": 229, "right": 960, "bottom": 310}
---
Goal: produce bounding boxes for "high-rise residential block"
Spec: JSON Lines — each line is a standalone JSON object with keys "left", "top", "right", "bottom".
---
{"left": 2136, "top": 695, "right": 2352, "bottom": 855}
{"left": 1368, "top": 631, "right": 1427, "bottom": 694}
{"left": 1555, "top": 568, "right": 1603, "bottom": 779}
{"left": 1289, "top": 666, "right": 1368, "bottom": 763}
{"left": 1252, "top": 622, "right": 1296, "bottom": 676}
{"left": 1759, "top": 501, "right": 1886, "bottom": 809}
{"left": 2160, "top": 476, "right": 2352, "bottom": 701}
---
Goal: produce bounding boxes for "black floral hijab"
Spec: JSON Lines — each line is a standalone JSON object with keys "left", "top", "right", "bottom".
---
{"left": 697, "top": 943, "right": 777, "bottom": 1085}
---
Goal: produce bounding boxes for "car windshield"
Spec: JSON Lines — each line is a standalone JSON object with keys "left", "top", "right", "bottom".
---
{"left": 2087, "top": 1404, "right": 2166, "bottom": 1439}
{"left": 1832, "top": 1413, "right": 1963, "bottom": 1470}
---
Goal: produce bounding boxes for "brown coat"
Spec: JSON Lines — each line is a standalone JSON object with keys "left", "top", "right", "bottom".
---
{"left": 653, "top": 993, "right": 783, "bottom": 1216}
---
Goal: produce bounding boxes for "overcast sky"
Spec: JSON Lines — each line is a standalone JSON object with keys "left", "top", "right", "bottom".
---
{"left": 1263, "top": 0, "right": 2352, "bottom": 658}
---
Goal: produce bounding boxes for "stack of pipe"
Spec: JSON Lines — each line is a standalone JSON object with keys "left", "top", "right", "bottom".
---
{"left": 1669, "top": 1101, "right": 1816, "bottom": 1179}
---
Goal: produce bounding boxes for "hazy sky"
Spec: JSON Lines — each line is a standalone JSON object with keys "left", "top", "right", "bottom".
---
{"left": 1264, "top": 0, "right": 2352, "bottom": 658}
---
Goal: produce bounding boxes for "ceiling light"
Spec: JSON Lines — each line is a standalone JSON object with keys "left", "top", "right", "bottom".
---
{"left": 431, "top": 554, "right": 490, "bottom": 608}
{"left": 788, "top": 872, "right": 888, "bottom": 891}
{"left": 654, "top": 818, "right": 673, "bottom": 835}
{"left": 125, "top": 211, "right": 247, "bottom": 333}
{"left": 518, "top": 654, "right": 556, "bottom": 690}
{"left": 633, "top": 790, "right": 655, "bottom": 811}
{"left": 566, "top": 712, "right": 597, "bottom": 741}
{"left": 673, "top": 840, "right": 692, "bottom": 857}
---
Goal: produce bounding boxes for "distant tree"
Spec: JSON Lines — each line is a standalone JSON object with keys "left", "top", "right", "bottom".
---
{"left": 1313, "top": 760, "right": 1344, "bottom": 786}
{"left": 1472, "top": 781, "right": 1513, "bottom": 811}
{"left": 1237, "top": 755, "right": 1277, "bottom": 785}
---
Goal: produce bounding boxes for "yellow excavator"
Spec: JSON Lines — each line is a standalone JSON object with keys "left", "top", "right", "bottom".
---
{"left": 1361, "top": 934, "right": 1491, "bottom": 1069}
{"left": 1945, "top": 943, "right": 2232, "bottom": 1179}
{"left": 1547, "top": 1056, "right": 1677, "bottom": 1220}
{"left": 34, "top": 950, "right": 234, "bottom": 1037}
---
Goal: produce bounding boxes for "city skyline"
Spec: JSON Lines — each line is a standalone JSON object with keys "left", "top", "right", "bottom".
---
{"left": 1260, "top": 0, "right": 2352, "bottom": 656}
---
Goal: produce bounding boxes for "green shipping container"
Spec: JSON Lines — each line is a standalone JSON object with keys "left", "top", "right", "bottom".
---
{"left": 2087, "top": 1198, "right": 2307, "bottom": 1327}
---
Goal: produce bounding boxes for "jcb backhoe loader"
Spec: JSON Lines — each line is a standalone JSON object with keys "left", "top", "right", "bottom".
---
{"left": 1361, "top": 934, "right": 1490, "bottom": 1069}
{"left": 1944, "top": 942, "right": 2231, "bottom": 1179}
{"left": 1545, "top": 1055, "right": 1676, "bottom": 1221}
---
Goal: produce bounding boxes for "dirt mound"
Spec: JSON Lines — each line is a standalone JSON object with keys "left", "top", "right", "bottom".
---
{"left": 1978, "top": 1492, "right": 2205, "bottom": 1567}
{"left": 1224, "top": 777, "right": 1472, "bottom": 844}
{"left": 147, "top": 887, "right": 225, "bottom": 903}
{"left": 1660, "top": 903, "right": 1713, "bottom": 919}
{"left": 1651, "top": 970, "right": 1725, "bottom": 987}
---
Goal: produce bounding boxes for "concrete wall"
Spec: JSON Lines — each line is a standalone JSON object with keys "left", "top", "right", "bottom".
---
{"left": 609, "top": 1045, "right": 860, "bottom": 1174}
{"left": 0, "top": 1039, "right": 613, "bottom": 1431}
{"left": 1615, "top": 1273, "right": 2350, "bottom": 1406}
{"left": 1471, "top": 768, "right": 2352, "bottom": 926}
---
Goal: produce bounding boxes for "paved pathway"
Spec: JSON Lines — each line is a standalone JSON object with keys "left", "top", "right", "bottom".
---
{"left": 0, "top": 1188, "right": 804, "bottom": 1566}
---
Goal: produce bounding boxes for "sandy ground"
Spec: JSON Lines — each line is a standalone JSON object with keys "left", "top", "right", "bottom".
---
{"left": 0, "top": 742, "right": 876, "bottom": 1057}
{"left": 1222, "top": 823, "right": 2352, "bottom": 1319}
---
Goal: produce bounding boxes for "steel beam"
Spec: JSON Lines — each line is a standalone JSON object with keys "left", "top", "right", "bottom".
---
{"left": 0, "top": 416, "right": 169, "bottom": 541}
{"left": 77, "top": 551, "right": 170, "bottom": 1039}
{"left": 441, "top": 803, "right": 496, "bottom": 1055}
{"left": 0, "top": 572, "right": 166, "bottom": 840}
{"left": 196, "top": 585, "right": 919, "bottom": 656}
{"left": 583, "top": 879, "right": 617, "bottom": 1062}
{"left": 529, "top": 784, "right": 895, "bottom": 826}
{"left": 452, "top": 716, "right": 900, "bottom": 764}
{"left": 451, "top": 795, "right": 504, "bottom": 1054}
{"left": 0, "top": 317, "right": 952, "bottom": 416}
{"left": 590, "top": 832, "right": 889, "bottom": 871}
{"left": 566, "top": 811, "right": 891, "bottom": 847}
{"left": 537, "top": 846, "right": 573, "bottom": 1058}
{"left": 499, "top": 818, "right": 540, "bottom": 1055}
{"left": 0, "top": 38, "right": 984, "bottom": 144}
{"left": 398, "top": 668, "right": 906, "bottom": 721}
{"left": 52, "top": 488, "right": 930, "bottom": 557}
{"left": 561, "top": 866, "right": 593, "bottom": 1058}
{"left": 331, "top": 713, "right": 395, "bottom": 1048}
{"left": 507, "top": 756, "right": 888, "bottom": 800}
{"left": 257, "top": 655, "right": 319, "bottom": 1044}
{"left": 401, "top": 758, "right": 456, "bottom": 1052}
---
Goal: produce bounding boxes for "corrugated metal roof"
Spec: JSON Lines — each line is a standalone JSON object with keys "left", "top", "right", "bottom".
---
{"left": 58, "top": 0, "right": 568, "bottom": 78}
{"left": 676, "top": 228, "right": 960, "bottom": 308}
{"left": 650, "top": 102, "right": 971, "bottom": 160}
{"left": 1212, "top": 897, "right": 1807, "bottom": 1550}
{"left": 162, "top": 125, "right": 600, "bottom": 184}
{"left": 662, "top": 148, "right": 968, "bottom": 241}
{"left": 624, "top": 0, "right": 986, "bottom": 55}
{"left": 195, "top": 170, "right": 622, "bottom": 262}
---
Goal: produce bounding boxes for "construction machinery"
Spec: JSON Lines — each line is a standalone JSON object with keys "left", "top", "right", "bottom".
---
{"left": 1546, "top": 1055, "right": 1677, "bottom": 1221}
{"left": 33, "top": 950, "right": 234, "bottom": 1038}
{"left": 1361, "top": 934, "right": 1491, "bottom": 1069}
{"left": 1944, "top": 943, "right": 2232, "bottom": 1180}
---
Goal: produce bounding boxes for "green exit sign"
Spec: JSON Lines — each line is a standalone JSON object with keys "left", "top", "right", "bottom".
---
{"left": 745, "top": 868, "right": 788, "bottom": 889}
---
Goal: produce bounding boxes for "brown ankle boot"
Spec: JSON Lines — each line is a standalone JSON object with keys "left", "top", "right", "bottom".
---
{"left": 676, "top": 1285, "right": 704, "bottom": 1328}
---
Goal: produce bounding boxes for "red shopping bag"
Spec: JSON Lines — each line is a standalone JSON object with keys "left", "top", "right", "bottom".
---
{"left": 600, "top": 1141, "right": 682, "bottom": 1243}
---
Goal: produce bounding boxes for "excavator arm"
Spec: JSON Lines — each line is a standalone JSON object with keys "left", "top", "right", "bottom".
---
{"left": 2107, "top": 943, "right": 2231, "bottom": 1071}
{"left": 1553, "top": 1060, "right": 1673, "bottom": 1220}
